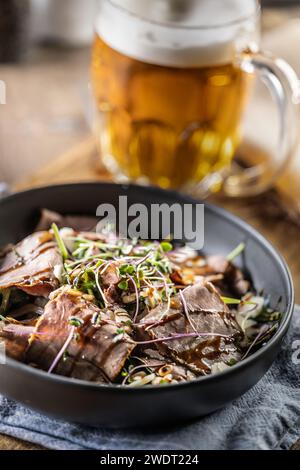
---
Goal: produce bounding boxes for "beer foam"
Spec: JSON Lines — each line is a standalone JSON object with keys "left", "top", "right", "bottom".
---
{"left": 96, "top": 0, "right": 259, "bottom": 67}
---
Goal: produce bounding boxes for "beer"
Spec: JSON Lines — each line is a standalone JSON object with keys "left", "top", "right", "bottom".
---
{"left": 91, "top": 0, "right": 259, "bottom": 190}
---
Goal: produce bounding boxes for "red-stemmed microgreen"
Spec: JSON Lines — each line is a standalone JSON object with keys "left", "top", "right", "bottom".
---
{"left": 48, "top": 326, "right": 75, "bottom": 374}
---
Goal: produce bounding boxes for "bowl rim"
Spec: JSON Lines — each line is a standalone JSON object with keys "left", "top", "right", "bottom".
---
{"left": 0, "top": 182, "right": 295, "bottom": 393}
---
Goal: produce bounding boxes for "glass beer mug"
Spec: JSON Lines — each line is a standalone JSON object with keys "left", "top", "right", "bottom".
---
{"left": 91, "top": 0, "right": 299, "bottom": 196}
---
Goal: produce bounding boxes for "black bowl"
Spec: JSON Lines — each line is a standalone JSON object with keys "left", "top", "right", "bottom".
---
{"left": 0, "top": 183, "right": 294, "bottom": 427}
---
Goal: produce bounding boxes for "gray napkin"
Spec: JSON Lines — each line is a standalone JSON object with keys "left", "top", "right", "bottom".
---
{"left": 0, "top": 307, "right": 299, "bottom": 450}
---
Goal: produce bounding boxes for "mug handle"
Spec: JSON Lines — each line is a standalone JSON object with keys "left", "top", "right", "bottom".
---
{"left": 223, "top": 51, "right": 300, "bottom": 197}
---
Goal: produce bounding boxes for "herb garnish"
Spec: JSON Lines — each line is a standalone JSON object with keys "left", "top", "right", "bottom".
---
{"left": 226, "top": 242, "right": 245, "bottom": 262}
{"left": 118, "top": 280, "right": 129, "bottom": 291}
{"left": 52, "top": 223, "right": 68, "bottom": 260}
{"left": 69, "top": 317, "right": 84, "bottom": 328}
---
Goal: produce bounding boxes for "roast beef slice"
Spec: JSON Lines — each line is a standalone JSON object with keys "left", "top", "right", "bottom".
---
{"left": 26, "top": 289, "right": 135, "bottom": 382}
{"left": 138, "top": 281, "right": 242, "bottom": 374}
{"left": 0, "top": 231, "right": 62, "bottom": 297}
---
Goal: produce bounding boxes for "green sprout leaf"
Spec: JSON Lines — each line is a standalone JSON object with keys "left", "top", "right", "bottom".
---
{"left": 226, "top": 242, "right": 245, "bottom": 262}
{"left": 160, "top": 241, "right": 173, "bottom": 252}
{"left": 221, "top": 296, "right": 256, "bottom": 306}
{"left": 221, "top": 296, "right": 242, "bottom": 305}
{"left": 119, "top": 264, "right": 135, "bottom": 275}
{"left": 52, "top": 223, "right": 68, "bottom": 260}
{"left": 227, "top": 358, "right": 237, "bottom": 366}
{"left": 69, "top": 316, "right": 84, "bottom": 328}
{"left": 91, "top": 312, "right": 102, "bottom": 325}
{"left": 118, "top": 280, "right": 129, "bottom": 290}
{"left": 116, "top": 328, "right": 125, "bottom": 335}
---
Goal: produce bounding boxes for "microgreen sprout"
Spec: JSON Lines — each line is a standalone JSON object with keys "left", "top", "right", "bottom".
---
{"left": 118, "top": 280, "right": 129, "bottom": 291}
{"left": 63, "top": 351, "right": 70, "bottom": 362}
{"left": 51, "top": 223, "right": 68, "bottom": 260}
{"left": 227, "top": 358, "right": 237, "bottom": 366}
{"left": 180, "top": 289, "right": 198, "bottom": 334}
{"left": 95, "top": 267, "right": 109, "bottom": 307}
{"left": 226, "top": 242, "right": 245, "bottom": 262}
{"left": 91, "top": 312, "right": 102, "bottom": 325}
{"left": 221, "top": 296, "right": 256, "bottom": 306}
{"left": 68, "top": 317, "right": 84, "bottom": 328}
{"left": 113, "top": 328, "right": 126, "bottom": 343}
{"left": 160, "top": 241, "right": 173, "bottom": 252}
{"left": 221, "top": 297, "right": 242, "bottom": 305}
{"left": 119, "top": 264, "right": 135, "bottom": 275}
{"left": 48, "top": 326, "right": 75, "bottom": 374}
{"left": 129, "top": 275, "right": 140, "bottom": 323}
{"left": 116, "top": 328, "right": 125, "bottom": 335}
